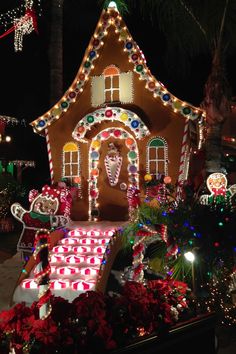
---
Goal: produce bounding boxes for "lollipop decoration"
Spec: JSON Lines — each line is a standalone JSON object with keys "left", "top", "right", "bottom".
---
{"left": 33, "top": 229, "right": 52, "bottom": 320}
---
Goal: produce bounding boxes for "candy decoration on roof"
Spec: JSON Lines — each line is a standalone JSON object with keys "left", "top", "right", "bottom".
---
{"left": 31, "top": 5, "right": 204, "bottom": 133}
{"left": 33, "top": 229, "right": 52, "bottom": 319}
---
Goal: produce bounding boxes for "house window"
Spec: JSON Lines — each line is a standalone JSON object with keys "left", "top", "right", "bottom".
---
{"left": 62, "top": 142, "right": 80, "bottom": 184}
{"left": 103, "top": 65, "right": 120, "bottom": 103}
{"left": 147, "top": 137, "right": 168, "bottom": 178}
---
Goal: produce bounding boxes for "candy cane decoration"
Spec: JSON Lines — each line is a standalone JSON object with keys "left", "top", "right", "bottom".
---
{"left": 45, "top": 128, "right": 54, "bottom": 184}
{"left": 33, "top": 229, "right": 52, "bottom": 320}
{"left": 132, "top": 236, "right": 146, "bottom": 282}
{"left": 177, "top": 118, "right": 189, "bottom": 201}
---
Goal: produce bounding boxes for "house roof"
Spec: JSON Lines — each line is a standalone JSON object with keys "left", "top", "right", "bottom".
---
{"left": 30, "top": 2, "right": 205, "bottom": 134}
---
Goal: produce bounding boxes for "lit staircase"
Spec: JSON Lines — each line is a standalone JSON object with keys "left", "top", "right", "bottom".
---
{"left": 13, "top": 225, "right": 117, "bottom": 305}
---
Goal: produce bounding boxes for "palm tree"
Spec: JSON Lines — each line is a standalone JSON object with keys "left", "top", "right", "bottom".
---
{"left": 102, "top": 0, "right": 236, "bottom": 175}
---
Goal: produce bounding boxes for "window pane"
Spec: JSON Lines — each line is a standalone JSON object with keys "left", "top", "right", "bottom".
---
{"left": 64, "top": 152, "right": 70, "bottom": 164}
{"left": 64, "top": 165, "right": 71, "bottom": 176}
{"left": 72, "top": 151, "right": 78, "bottom": 163}
{"left": 149, "top": 161, "right": 156, "bottom": 174}
{"left": 149, "top": 148, "right": 156, "bottom": 159}
{"left": 158, "top": 148, "right": 164, "bottom": 159}
{"left": 113, "top": 90, "right": 119, "bottom": 101}
{"left": 105, "top": 77, "right": 111, "bottom": 89}
{"left": 113, "top": 76, "right": 119, "bottom": 88}
{"left": 72, "top": 164, "right": 78, "bottom": 176}
{"left": 105, "top": 91, "right": 111, "bottom": 102}
{"left": 158, "top": 161, "right": 165, "bottom": 174}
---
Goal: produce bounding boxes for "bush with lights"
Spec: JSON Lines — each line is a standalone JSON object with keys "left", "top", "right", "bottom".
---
{"left": 121, "top": 173, "right": 236, "bottom": 324}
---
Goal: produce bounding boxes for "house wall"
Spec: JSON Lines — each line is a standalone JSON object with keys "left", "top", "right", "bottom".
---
{"left": 47, "top": 26, "right": 186, "bottom": 220}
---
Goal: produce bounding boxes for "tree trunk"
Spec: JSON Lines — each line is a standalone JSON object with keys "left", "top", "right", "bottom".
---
{"left": 49, "top": 0, "right": 64, "bottom": 107}
{"left": 205, "top": 123, "right": 223, "bottom": 173}
{"left": 202, "top": 54, "right": 231, "bottom": 175}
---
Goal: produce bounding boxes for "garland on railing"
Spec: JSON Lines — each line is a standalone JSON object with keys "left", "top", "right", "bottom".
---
{"left": 33, "top": 229, "right": 51, "bottom": 320}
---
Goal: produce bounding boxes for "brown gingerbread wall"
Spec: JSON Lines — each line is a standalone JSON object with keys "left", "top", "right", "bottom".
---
{"left": 47, "top": 22, "right": 187, "bottom": 220}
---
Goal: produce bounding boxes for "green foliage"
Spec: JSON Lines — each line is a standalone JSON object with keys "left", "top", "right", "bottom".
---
{"left": 0, "top": 174, "right": 27, "bottom": 218}
{"left": 100, "top": 0, "right": 129, "bottom": 14}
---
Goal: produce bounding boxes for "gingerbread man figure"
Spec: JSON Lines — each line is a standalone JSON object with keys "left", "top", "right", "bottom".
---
{"left": 11, "top": 184, "right": 72, "bottom": 258}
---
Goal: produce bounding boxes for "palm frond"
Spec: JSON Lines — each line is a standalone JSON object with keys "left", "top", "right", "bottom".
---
{"left": 100, "top": 0, "right": 129, "bottom": 14}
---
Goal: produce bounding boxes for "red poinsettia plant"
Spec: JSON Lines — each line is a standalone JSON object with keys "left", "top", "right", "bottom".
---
{"left": 0, "top": 279, "right": 193, "bottom": 354}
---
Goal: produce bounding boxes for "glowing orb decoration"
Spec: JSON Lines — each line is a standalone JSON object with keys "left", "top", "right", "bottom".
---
{"left": 72, "top": 108, "right": 150, "bottom": 142}
{"left": 144, "top": 174, "right": 152, "bottom": 182}
{"left": 65, "top": 255, "right": 86, "bottom": 264}
{"left": 22, "top": 279, "right": 38, "bottom": 289}
{"left": 50, "top": 279, "right": 70, "bottom": 290}
{"left": 56, "top": 267, "right": 78, "bottom": 275}
{"left": 52, "top": 245, "right": 71, "bottom": 253}
{"left": 72, "top": 246, "right": 92, "bottom": 253}
{"left": 71, "top": 280, "right": 96, "bottom": 291}
{"left": 164, "top": 176, "right": 172, "bottom": 184}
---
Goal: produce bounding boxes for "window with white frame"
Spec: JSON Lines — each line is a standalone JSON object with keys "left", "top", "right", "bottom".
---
{"left": 147, "top": 137, "right": 168, "bottom": 177}
{"left": 104, "top": 65, "right": 120, "bottom": 103}
{"left": 62, "top": 142, "right": 80, "bottom": 183}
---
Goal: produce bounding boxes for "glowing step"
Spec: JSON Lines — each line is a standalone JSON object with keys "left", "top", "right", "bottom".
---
{"left": 72, "top": 245, "right": 105, "bottom": 253}
{"left": 60, "top": 237, "right": 110, "bottom": 246}
{"left": 65, "top": 255, "right": 86, "bottom": 264}
{"left": 71, "top": 280, "right": 96, "bottom": 291}
{"left": 60, "top": 237, "right": 81, "bottom": 245}
{"left": 54, "top": 266, "right": 99, "bottom": 276}
{"left": 68, "top": 229, "right": 114, "bottom": 237}
{"left": 52, "top": 245, "right": 72, "bottom": 253}
{"left": 86, "top": 256, "right": 103, "bottom": 265}
{"left": 51, "top": 254, "right": 64, "bottom": 263}
{"left": 50, "top": 279, "right": 71, "bottom": 290}
{"left": 72, "top": 246, "right": 92, "bottom": 253}
{"left": 56, "top": 266, "right": 79, "bottom": 275}
{"left": 22, "top": 279, "right": 38, "bottom": 289}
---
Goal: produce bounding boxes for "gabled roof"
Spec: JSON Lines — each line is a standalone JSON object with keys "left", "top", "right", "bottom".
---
{"left": 30, "top": 2, "right": 205, "bottom": 134}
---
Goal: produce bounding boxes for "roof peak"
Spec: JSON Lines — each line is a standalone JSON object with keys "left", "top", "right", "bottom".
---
{"left": 107, "top": 1, "right": 118, "bottom": 10}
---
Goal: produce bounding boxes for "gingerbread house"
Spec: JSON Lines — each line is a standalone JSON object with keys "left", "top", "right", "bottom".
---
{"left": 30, "top": 2, "right": 204, "bottom": 221}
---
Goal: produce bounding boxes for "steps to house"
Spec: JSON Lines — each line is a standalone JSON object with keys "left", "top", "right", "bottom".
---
{"left": 13, "top": 224, "right": 119, "bottom": 304}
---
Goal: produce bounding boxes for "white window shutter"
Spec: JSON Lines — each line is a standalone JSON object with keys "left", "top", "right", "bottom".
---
{"left": 91, "top": 76, "right": 105, "bottom": 107}
{"left": 119, "top": 72, "right": 133, "bottom": 103}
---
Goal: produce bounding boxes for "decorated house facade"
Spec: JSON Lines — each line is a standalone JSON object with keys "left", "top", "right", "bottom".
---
{"left": 31, "top": 3, "right": 204, "bottom": 221}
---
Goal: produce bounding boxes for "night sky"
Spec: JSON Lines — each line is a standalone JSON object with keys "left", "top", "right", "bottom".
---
{"left": 0, "top": 0, "right": 236, "bottom": 188}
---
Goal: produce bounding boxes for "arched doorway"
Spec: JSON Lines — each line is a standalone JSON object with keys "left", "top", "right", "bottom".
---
{"left": 88, "top": 127, "right": 139, "bottom": 221}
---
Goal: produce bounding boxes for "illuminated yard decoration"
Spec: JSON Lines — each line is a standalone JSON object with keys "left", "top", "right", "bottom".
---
{"left": 199, "top": 173, "right": 236, "bottom": 205}
{"left": 72, "top": 107, "right": 150, "bottom": 142}
{"left": 89, "top": 127, "right": 139, "bottom": 220}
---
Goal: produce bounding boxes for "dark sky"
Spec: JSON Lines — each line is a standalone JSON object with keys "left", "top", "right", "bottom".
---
{"left": 0, "top": 0, "right": 236, "bottom": 188}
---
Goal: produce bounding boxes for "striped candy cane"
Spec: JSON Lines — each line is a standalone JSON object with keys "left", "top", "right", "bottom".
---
{"left": 45, "top": 128, "right": 54, "bottom": 184}
{"left": 177, "top": 118, "right": 189, "bottom": 201}
{"left": 132, "top": 236, "right": 146, "bottom": 282}
{"left": 33, "top": 229, "right": 52, "bottom": 320}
